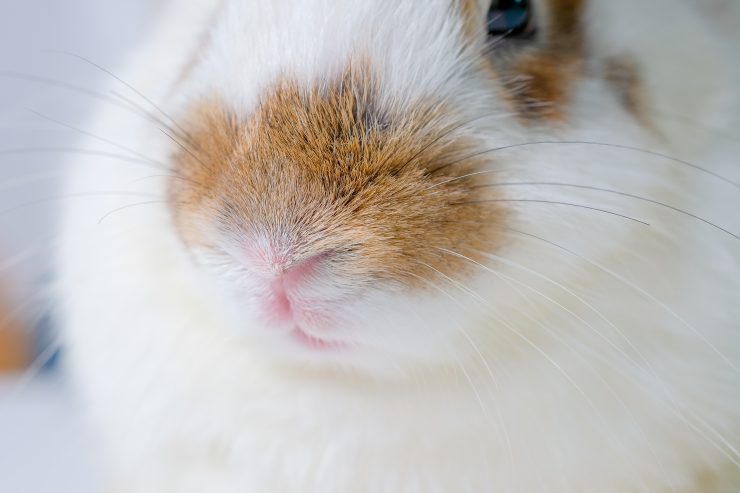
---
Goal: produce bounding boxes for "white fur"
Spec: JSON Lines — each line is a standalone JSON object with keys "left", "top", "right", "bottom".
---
{"left": 57, "top": 0, "right": 740, "bottom": 491}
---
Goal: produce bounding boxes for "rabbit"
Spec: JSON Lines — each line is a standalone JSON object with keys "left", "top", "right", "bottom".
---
{"left": 55, "top": 0, "right": 740, "bottom": 491}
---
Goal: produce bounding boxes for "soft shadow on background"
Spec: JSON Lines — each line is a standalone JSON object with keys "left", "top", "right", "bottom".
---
{"left": 0, "top": 2, "right": 154, "bottom": 491}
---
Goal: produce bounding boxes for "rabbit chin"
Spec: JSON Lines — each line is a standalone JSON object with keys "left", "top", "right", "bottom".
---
{"left": 211, "top": 278, "right": 492, "bottom": 377}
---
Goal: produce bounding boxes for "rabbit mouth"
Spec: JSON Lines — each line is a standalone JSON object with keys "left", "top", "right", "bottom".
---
{"left": 255, "top": 268, "right": 350, "bottom": 351}
{"left": 289, "top": 327, "right": 347, "bottom": 351}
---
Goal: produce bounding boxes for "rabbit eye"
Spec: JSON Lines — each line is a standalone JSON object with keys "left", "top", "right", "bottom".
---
{"left": 488, "top": 0, "right": 535, "bottom": 38}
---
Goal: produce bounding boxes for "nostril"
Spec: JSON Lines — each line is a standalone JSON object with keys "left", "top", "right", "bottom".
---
{"left": 280, "top": 253, "right": 325, "bottom": 288}
{"left": 268, "top": 278, "right": 293, "bottom": 322}
{"left": 247, "top": 244, "right": 328, "bottom": 280}
{"left": 245, "top": 239, "right": 333, "bottom": 285}
{"left": 261, "top": 253, "right": 328, "bottom": 326}
{"left": 260, "top": 252, "right": 333, "bottom": 328}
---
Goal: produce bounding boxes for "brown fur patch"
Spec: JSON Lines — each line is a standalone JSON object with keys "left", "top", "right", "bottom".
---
{"left": 507, "top": 51, "right": 582, "bottom": 121}
{"left": 542, "top": 0, "right": 585, "bottom": 46}
{"left": 603, "top": 55, "right": 648, "bottom": 122}
{"left": 498, "top": 0, "right": 586, "bottom": 121}
{"left": 169, "top": 67, "right": 508, "bottom": 289}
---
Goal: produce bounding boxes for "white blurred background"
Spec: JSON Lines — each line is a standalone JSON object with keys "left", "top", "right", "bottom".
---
{"left": 0, "top": 1, "right": 155, "bottom": 491}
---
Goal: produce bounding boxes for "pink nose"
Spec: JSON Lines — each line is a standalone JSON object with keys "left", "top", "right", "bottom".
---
{"left": 278, "top": 254, "right": 322, "bottom": 288}
{"left": 260, "top": 253, "right": 326, "bottom": 326}
{"left": 247, "top": 245, "right": 326, "bottom": 284}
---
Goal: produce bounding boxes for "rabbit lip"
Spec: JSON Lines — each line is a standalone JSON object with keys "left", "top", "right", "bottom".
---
{"left": 290, "top": 326, "right": 346, "bottom": 350}
{"left": 260, "top": 275, "right": 344, "bottom": 350}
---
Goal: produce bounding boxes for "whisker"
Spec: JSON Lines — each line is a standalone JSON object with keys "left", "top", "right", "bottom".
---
{"left": 416, "top": 257, "right": 605, "bottom": 407}
{"left": 430, "top": 141, "right": 740, "bottom": 189}
{"left": 111, "top": 91, "right": 192, "bottom": 144}
{"left": 432, "top": 247, "right": 649, "bottom": 373}
{"left": 425, "top": 169, "right": 503, "bottom": 190}
{"left": 0, "top": 147, "right": 167, "bottom": 171}
{"left": 432, "top": 247, "right": 740, "bottom": 466}
{"left": 478, "top": 249, "right": 681, "bottom": 380}
{"left": 0, "top": 191, "right": 163, "bottom": 219}
{"left": 405, "top": 272, "right": 492, "bottom": 405}
{"left": 416, "top": 260, "right": 489, "bottom": 306}
{"left": 425, "top": 247, "right": 677, "bottom": 488}
{"left": 97, "top": 200, "right": 174, "bottom": 225}
{"left": 130, "top": 174, "right": 201, "bottom": 188}
{"left": 0, "top": 171, "right": 63, "bottom": 193}
{"left": 505, "top": 227, "right": 740, "bottom": 375}
{"left": 48, "top": 50, "right": 193, "bottom": 140}
{"left": 19, "top": 110, "right": 197, "bottom": 183}
{"left": 158, "top": 128, "right": 214, "bottom": 173}
{"left": 0, "top": 70, "right": 185, "bottom": 141}
{"left": 453, "top": 198, "right": 651, "bottom": 226}
{"left": 475, "top": 181, "right": 740, "bottom": 241}
{"left": 392, "top": 112, "right": 512, "bottom": 175}
{"left": 0, "top": 122, "right": 65, "bottom": 131}
{"left": 647, "top": 106, "right": 737, "bottom": 142}
{"left": 26, "top": 109, "right": 162, "bottom": 163}
{"left": 405, "top": 268, "right": 516, "bottom": 476}
{"left": 0, "top": 70, "right": 144, "bottom": 115}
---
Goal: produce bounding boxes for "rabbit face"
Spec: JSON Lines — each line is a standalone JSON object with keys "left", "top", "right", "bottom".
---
{"left": 163, "top": 0, "right": 737, "bottom": 373}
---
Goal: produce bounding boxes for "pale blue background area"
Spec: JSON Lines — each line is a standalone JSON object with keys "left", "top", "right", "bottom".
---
{"left": 0, "top": 1, "right": 155, "bottom": 491}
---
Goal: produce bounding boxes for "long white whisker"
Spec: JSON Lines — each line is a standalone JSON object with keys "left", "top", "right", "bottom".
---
{"left": 0, "top": 171, "right": 64, "bottom": 194}
{"left": 0, "top": 147, "right": 167, "bottom": 171}
{"left": 0, "top": 191, "right": 163, "bottom": 220}
{"left": 430, "top": 141, "right": 740, "bottom": 189}
{"left": 406, "top": 269, "right": 516, "bottom": 479}
{"left": 96, "top": 200, "right": 173, "bottom": 224}
{"left": 506, "top": 227, "right": 740, "bottom": 375}
{"left": 47, "top": 50, "right": 191, "bottom": 139}
{"left": 435, "top": 247, "right": 648, "bottom": 373}
{"left": 435, "top": 247, "right": 740, "bottom": 466}
{"left": 27, "top": 109, "right": 163, "bottom": 163}
{"left": 478, "top": 182, "right": 740, "bottom": 241}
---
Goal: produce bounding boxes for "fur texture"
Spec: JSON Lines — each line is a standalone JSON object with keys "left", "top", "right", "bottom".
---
{"left": 57, "top": 0, "right": 740, "bottom": 491}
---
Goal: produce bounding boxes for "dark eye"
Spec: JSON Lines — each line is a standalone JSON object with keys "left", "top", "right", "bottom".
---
{"left": 488, "top": 0, "right": 535, "bottom": 38}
